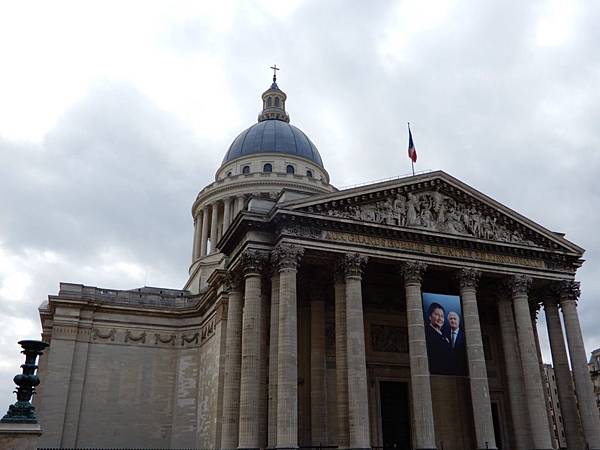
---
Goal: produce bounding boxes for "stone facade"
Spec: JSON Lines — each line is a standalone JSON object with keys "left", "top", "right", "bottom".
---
{"left": 34, "top": 79, "right": 600, "bottom": 450}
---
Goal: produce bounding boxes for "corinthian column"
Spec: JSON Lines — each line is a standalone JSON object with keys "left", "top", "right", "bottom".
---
{"left": 510, "top": 275, "right": 553, "bottom": 450}
{"left": 221, "top": 271, "right": 243, "bottom": 449}
{"left": 543, "top": 291, "right": 585, "bottom": 450}
{"left": 458, "top": 269, "right": 497, "bottom": 449}
{"left": 210, "top": 202, "right": 220, "bottom": 253}
{"left": 496, "top": 292, "right": 530, "bottom": 450}
{"left": 343, "top": 253, "right": 370, "bottom": 449}
{"left": 310, "top": 284, "right": 328, "bottom": 446}
{"left": 267, "top": 272, "right": 280, "bottom": 448}
{"left": 334, "top": 265, "right": 349, "bottom": 448}
{"left": 200, "top": 205, "right": 209, "bottom": 257}
{"left": 401, "top": 261, "right": 436, "bottom": 450}
{"left": 273, "top": 243, "right": 304, "bottom": 449}
{"left": 238, "top": 250, "right": 267, "bottom": 449}
{"left": 559, "top": 280, "right": 600, "bottom": 449}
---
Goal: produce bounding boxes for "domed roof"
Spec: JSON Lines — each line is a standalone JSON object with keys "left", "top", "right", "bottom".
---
{"left": 222, "top": 119, "right": 324, "bottom": 168}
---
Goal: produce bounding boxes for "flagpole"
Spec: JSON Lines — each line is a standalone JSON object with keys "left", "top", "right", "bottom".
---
{"left": 408, "top": 122, "right": 415, "bottom": 176}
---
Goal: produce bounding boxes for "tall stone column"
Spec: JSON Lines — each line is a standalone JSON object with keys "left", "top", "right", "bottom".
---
{"left": 273, "top": 243, "right": 304, "bottom": 449}
{"left": 496, "top": 293, "right": 531, "bottom": 450}
{"left": 401, "top": 261, "right": 436, "bottom": 450}
{"left": 310, "top": 285, "right": 328, "bottom": 446}
{"left": 334, "top": 266, "right": 349, "bottom": 448}
{"left": 543, "top": 293, "right": 585, "bottom": 450}
{"left": 200, "top": 205, "right": 209, "bottom": 257}
{"left": 267, "top": 273, "right": 280, "bottom": 448}
{"left": 210, "top": 202, "right": 220, "bottom": 254}
{"left": 238, "top": 250, "right": 267, "bottom": 449}
{"left": 510, "top": 275, "right": 553, "bottom": 450}
{"left": 559, "top": 280, "right": 600, "bottom": 449}
{"left": 221, "top": 271, "right": 243, "bottom": 449}
{"left": 223, "top": 197, "right": 232, "bottom": 230}
{"left": 458, "top": 269, "right": 497, "bottom": 449}
{"left": 192, "top": 216, "right": 199, "bottom": 261}
{"left": 342, "top": 253, "right": 370, "bottom": 449}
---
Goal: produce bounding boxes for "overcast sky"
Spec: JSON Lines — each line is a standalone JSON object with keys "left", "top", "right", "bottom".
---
{"left": 1, "top": 0, "right": 599, "bottom": 410}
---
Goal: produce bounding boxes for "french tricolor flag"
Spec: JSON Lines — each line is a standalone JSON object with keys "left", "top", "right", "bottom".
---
{"left": 408, "top": 125, "right": 417, "bottom": 163}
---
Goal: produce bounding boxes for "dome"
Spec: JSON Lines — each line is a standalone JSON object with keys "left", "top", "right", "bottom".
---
{"left": 222, "top": 119, "right": 324, "bottom": 168}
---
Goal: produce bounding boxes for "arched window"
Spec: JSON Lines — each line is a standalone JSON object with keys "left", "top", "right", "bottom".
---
{"left": 306, "top": 170, "right": 313, "bottom": 178}
{"left": 242, "top": 165, "right": 250, "bottom": 174}
{"left": 275, "top": 97, "right": 280, "bottom": 107}
{"left": 263, "top": 163, "right": 272, "bottom": 173}
{"left": 286, "top": 165, "right": 295, "bottom": 174}
{"left": 267, "top": 97, "right": 272, "bottom": 107}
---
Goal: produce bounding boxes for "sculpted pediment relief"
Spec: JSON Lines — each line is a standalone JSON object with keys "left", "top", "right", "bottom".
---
{"left": 319, "top": 189, "right": 539, "bottom": 246}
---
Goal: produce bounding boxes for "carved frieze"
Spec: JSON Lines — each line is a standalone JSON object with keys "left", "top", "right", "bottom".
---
{"left": 315, "top": 189, "right": 540, "bottom": 247}
{"left": 154, "top": 333, "right": 177, "bottom": 346}
{"left": 371, "top": 324, "right": 408, "bottom": 353}
{"left": 125, "top": 330, "right": 146, "bottom": 344}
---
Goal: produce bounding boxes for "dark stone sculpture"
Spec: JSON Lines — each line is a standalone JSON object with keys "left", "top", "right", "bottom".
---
{"left": 1, "top": 340, "right": 49, "bottom": 423}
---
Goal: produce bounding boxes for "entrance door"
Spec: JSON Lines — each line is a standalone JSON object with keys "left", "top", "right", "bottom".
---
{"left": 380, "top": 381, "right": 411, "bottom": 450}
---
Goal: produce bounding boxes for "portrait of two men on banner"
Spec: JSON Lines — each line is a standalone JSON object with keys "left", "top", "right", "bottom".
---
{"left": 422, "top": 292, "right": 468, "bottom": 376}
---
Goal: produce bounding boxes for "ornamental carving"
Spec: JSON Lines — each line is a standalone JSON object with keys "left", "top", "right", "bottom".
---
{"left": 125, "top": 330, "right": 146, "bottom": 344}
{"left": 240, "top": 249, "right": 269, "bottom": 275}
{"left": 92, "top": 328, "right": 116, "bottom": 341}
{"left": 154, "top": 333, "right": 177, "bottom": 346}
{"left": 371, "top": 325, "right": 408, "bottom": 353}
{"left": 224, "top": 270, "right": 243, "bottom": 292}
{"left": 400, "top": 261, "right": 427, "bottom": 284}
{"left": 281, "top": 224, "right": 322, "bottom": 239}
{"left": 320, "top": 190, "right": 538, "bottom": 246}
{"left": 272, "top": 243, "right": 304, "bottom": 270}
{"left": 508, "top": 274, "right": 532, "bottom": 296}
{"left": 458, "top": 268, "right": 481, "bottom": 289}
{"left": 342, "top": 253, "right": 368, "bottom": 277}
{"left": 559, "top": 280, "right": 580, "bottom": 303}
{"left": 181, "top": 332, "right": 199, "bottom": 346}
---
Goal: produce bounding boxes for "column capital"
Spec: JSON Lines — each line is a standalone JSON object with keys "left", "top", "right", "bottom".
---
{"left": 342, "top": 253, "right": 368, "bottom": 278}
{"left": 240, "top": 249, "right": 269, "bottom": 276}
{"left": 558, "top": 279, "right": 580, "bottom": 303}
{"left": 506, "top": 274, "right": 532, "bottom": 296}
{"left": 457, "top": 268, "right": 481, "bottom": 289}
{"left": 224, "top": 270, "right": 243, "bottom": 293}
{"left": 272, "top": 243, "right": 304, "bottom": 271}
{"left": 400, "top": 261, "right": 427, "bottom": 284}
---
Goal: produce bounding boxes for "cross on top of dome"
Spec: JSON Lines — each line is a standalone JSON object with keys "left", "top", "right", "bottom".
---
{"left": 258, "top": 65, "right": 289, "bottom": 123}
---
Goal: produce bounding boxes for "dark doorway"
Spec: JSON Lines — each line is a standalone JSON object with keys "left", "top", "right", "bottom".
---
{"left": 380, "top": 381, "right": 411, "bottom": 450}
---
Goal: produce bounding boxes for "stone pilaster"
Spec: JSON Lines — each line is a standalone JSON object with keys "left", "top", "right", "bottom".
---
{"left": 200, "top": 205, "right": 209, "bottom": 257}
{"left": 192, "top": 215, "right": 199, "bottom": 261}
{"left": 458, "top": 269, "right": 496, "bottom": 450}
{"left": 334, "top": 265, "right": 349, "bottom": 448}
{"left": 542, "top": 291, "right": 585, "bottom": 450}
{"left": 559, "top": 281, "right": 600, "bottom": 449}
{"left": 221, "top": 271, "right": 243, "bottom": 449}
{"left": 310, "top": 285, "right": 328, "bottom": 446}
{"left": 273, "top": 243, "right": 304, "bottom": 449}
{"left": 400, "top": 261, "right": 436, "bottom": 450}
{"left": 496, "top": 293, "right": 531, "bottom": 450}
{"left": 509, "top": 275, "right": 553, "bottom": 450}
{"left": 238, "top": 250, "right": 268, "bottom": 449}
{"left": 267, "top": 272, "right": 280, "bottom": 448}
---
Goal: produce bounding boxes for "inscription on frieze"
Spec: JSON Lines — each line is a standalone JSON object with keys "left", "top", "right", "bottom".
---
{"left": 371, "top": 324, "right": 408, "bottom": 353}
{"left": 322, "top": 230, "right": 546, "bottom": 269}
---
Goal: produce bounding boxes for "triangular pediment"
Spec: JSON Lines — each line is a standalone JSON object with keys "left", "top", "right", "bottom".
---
{"left": 280, "top": 171, "right": 583, "bottom": 255}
